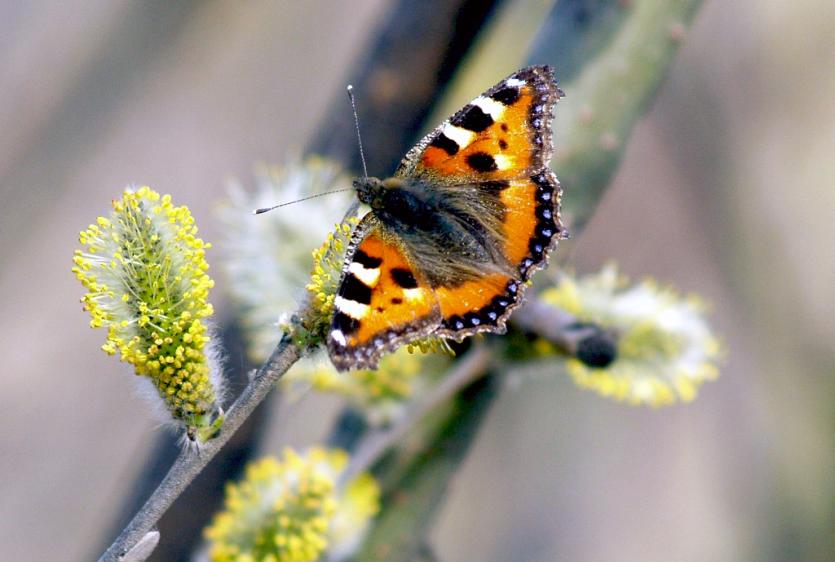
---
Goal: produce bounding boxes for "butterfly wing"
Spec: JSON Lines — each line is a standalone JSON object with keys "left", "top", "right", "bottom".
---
{"left": 431, "top": 169, "right": 563, "bottom": 340}
{"left": 395, "top": 66, "right": 562, "bottom": 183}
{"left": 396, "top": 66, "right": 565, "bottom": 340}
{"left": 328, "top": 214, "right": 442, "bottom": 371}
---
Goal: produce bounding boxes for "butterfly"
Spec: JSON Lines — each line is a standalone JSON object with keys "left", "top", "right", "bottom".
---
{"left": 328, "top": 65, "right": 565, "bottom": 371}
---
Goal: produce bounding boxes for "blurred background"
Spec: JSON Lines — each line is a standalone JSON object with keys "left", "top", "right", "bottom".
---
{"left": 1, "top": 1, "right": 833, "bottom": 561}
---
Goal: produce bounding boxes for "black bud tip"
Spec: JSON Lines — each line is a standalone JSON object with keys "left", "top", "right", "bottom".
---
{"left": 576, "top": 332, "right": 617, "bottom": 368}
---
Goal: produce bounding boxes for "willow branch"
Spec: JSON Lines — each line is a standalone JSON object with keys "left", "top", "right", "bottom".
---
{"left": 511, "top": 298, "right": 616, "bottom": 362}
{"left": 341, "top": 300, "right": 614, "bottom": 487}
{"left": 99, "top": 333, "right": 302, "bottom": 562}
{"left": 340, "top": 345, "right": 492, "bottom": 486}
{"left": 355, "top": 371, "right": 500, "bottom": 562}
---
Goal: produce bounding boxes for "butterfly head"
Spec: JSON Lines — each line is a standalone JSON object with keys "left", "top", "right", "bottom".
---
{"left": 353, "top": 176, "right": 404, "bottom": 212}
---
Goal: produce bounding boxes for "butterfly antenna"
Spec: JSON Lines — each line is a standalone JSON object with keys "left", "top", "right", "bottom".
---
{"left": 347, "top": 85, "right": 369, "bottom": 179}
{"left": 253, "top": 188, "right": 351, "bottom": 214}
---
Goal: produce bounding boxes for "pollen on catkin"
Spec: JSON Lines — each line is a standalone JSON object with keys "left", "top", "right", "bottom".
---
{"left": 301, "top": 217, "right": 359, "bottom": 348}
{"left": 72, "top": 186, "right": 223, "bottom": 440}
{"left": 205, "top": 447, "right": 380, "bottom": 562}
{"left": 540, "top": 264, "right": 722, "bottom": 406}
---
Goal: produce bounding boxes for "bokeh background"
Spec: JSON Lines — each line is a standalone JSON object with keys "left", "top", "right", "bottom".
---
{"left": 1, "top": 1, "right": 833, "bottom": 561}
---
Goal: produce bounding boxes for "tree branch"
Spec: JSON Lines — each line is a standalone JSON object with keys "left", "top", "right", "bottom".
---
{"left": 99, "top": 333, "right": 302, "bottom": 562}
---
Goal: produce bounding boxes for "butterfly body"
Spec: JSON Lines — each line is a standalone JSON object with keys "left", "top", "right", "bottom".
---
{"left": 329, "top": 66, "right": 564, "bottom": 371}
{"left": 354, "top": 176, "right": 511, "bottom": 285}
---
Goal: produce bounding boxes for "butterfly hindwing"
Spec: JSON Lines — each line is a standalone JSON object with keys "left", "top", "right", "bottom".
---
{"left": 328, "top": 215, "right": 441, "bottom": 371}
{"left": 396, "top": 66, "right": 562, "bottom": 183}
{"left": 429, "top": 170, "right": 562, "bottom": 341}
{"left": 498, "top": 168, "right": 563, "bottom": 280}
{"left": 434, "top": 273, "right": 520, "bottom": 340}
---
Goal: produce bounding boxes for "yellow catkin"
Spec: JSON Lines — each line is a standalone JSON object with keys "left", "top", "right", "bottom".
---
{"left": 541, "top": 264, "right": 721, "bottom": 406}
{"left": 205, "top": 447, "right": 380, "bottom": 562}
{"left": 73, "top": 186, "right": 222, "bottom": 439}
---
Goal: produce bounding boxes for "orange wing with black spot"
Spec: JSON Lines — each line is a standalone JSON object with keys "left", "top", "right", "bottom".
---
{"left": 397, "top": 66, "right": 565, "bottom": 340}
{"left": 396, "top": 66, "right": 562, "bottom": 183}
{"left": 327, "top": 215, "right": 441, "bottom": 371}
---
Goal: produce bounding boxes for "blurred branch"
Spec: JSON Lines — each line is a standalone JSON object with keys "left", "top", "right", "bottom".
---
{"left": 531, "top": 0, "right": 704, "bottom": 232}
{"left": 337, "top": 303, "right": 613, "bottom": 487}
{"left": 511, "top": 299, "right": 617, "bottom": 367}
{"left": 308, "top": 0, "right": 501, "bottom": 175}
{"left": 99, "top": 334, "right": 302, "bottom": 562}
{"left": 354, "top": 372, "right": 500, "bottom": 562}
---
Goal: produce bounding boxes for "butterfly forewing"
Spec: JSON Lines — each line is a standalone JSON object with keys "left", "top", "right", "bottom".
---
{"left": 396, "top": 66, "right": 561, "bottom": 183}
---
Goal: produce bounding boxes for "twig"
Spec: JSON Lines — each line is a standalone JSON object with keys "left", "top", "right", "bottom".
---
{"left": 512, "top": 299, "right": 591, "bottom": 349}
{"left": 354, "top": 370, "right": 500, "bottom": 561}
{"left": 340, "top": 345, "right": 492, "bottom": 485}
{"left": 513, "top": 298, "right": 614, "bottom": 351}
{"left": 512, "top": 299, "right": 618, "bottom": 368}
{"left": 99, "top": 333, "right": 302, "bottom": 562}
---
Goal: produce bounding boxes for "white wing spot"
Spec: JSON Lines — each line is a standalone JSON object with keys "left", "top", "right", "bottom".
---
{"left": 349, "top": 262, "right": 380, "bottom": 287}
{"left": 473, "top": 96, "right": 506, "bottom": 120}
{"left": 442, "top": 124, "right": 476, "bottom": 150}
{"left": 505, "top": 78, "right": 525, "bottom": 88}
{"left": 334, "top": 296, "right": 370, "bottom": 319}
{"left": 403, "top": 288, "right": 425, "bottom": 302}
{"left": 494, "top": 154, "right": 514, "bottom": 170}
{"left": 331, "top": 330, "right": 347, "bottom": 346}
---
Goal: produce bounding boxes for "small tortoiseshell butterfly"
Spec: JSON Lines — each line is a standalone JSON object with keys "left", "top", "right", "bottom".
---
{"left": 328, "top": 65, "right": 564, "bottom": 371}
